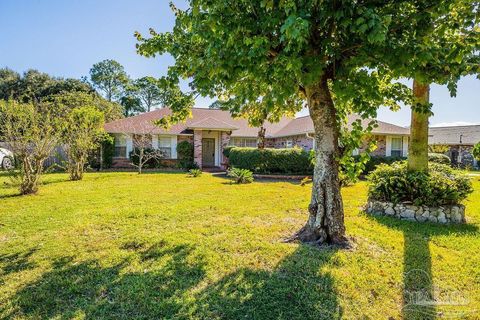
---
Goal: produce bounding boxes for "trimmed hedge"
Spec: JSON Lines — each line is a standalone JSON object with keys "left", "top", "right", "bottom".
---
{"left": 227, "top": 147, "right": 313, "bottom": 175}
{"left": 368, "top": 161, "right": 472, "bottom": 206}
{"left": 351, "top": 155, "right": 406, "bottom": 174}
{"left": 428, "top": 152, "right": 451, "bottom": 165}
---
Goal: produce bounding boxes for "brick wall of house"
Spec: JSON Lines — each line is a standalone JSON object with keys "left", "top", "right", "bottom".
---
{"left": 220, "top": 131, "right": 231, "bottom": 169}
{"left": 178, "top": 135, "right": 194, "bottom": 145}
{"left": 361, "top": 135, "right": 387, "bottom": 157}
{"left": 265, "top": 134, "right": 388, "bottom": 156}
{"left": 266, "top": 134, "right": 314, "bottom": 150}
{"left": 193, "top": 130, "right": 203, "bottom": 168}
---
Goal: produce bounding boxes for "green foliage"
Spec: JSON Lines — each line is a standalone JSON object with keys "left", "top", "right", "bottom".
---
{"left": 222, "top": 146, "right": 234, "bottom": 159}
{"left": 368, "top": 161, "right": 473, "bottom": 206}
{"left": 352, "top": 155, "right": 407, "bottom": 174}
{"left": 227, "top": 167, "right": 254, "bottom": 184}
{"left": 135, "top": 1, "right": 411, "bottom": 128}
{"left": 375, "top": 1, "right": 479, "bottom": 93}
{"left": 48, "top": 91, "right": 123, "bottom": 122}
{"left": 89, "top": 59, "right": 129, "bottom": 102}
{"left": 227, "top": 147, "right": 312, "bottom": 175}
{"left": 428, "top": 153, "right": 451, "bottom": 165}
{"left": 0, "top": 68, "right": 95, "bottom": 103}
{"left": 176, "top": 140, "right": 196, "bottom": 170}
{"left": 187, "top": 169, "right": 202, "bottom": 177}
{"left": 101, "top": 137, "right": 115, "bottom": 169}
{"left": 131, "top": 76, "right": 165, "bottom": 112}
{"left": 62, "top": 106, "right": 106, "bottom": 181}
{"left": 119, "top": 91, "right": 144, "bottom": 117}
{"left": 473, "top": 142, "right": 480, "bottom": 161}
{"left": 429, "top": 144, "right": 450, "bottom": 154}
{"left": 300, "top": 176, "right": 312, "bottom": 186}
{"left": 0, "top": 100, "right": 62, "bottom": 194}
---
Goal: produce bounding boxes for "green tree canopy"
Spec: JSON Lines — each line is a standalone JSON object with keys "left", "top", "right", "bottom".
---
{"left": 89, "top": 59, "right": 129, "bottom": 102}
{"left": 48, "top": 91, "right": 123, "bottom": 122}
{"left": 135, "top": 0, "right": 428, "bottom": 245}
{"left": 373, "top": 1, "right": 479, "bottom": 172}
{"left": 132, "top": 76, "right": 165, "bottom": 112}
{"left": 62, "top": 106, "right": 106, "bottom": 181}
{"left": 0, "top": 68, "right": 96, "bottom": 103}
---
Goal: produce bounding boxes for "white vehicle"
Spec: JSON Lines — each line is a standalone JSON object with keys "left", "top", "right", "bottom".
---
{"left": 0, "top": 148, "right": 14, "bottom": 170}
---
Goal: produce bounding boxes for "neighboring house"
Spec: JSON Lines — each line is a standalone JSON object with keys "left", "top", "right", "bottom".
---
{"left": 429, "top": 125, "right": 480, "bottom": 168}
{"left": 104, "top": 108, "right": 410, "bottom": 169}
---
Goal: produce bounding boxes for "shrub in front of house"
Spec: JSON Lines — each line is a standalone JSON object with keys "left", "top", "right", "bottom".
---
{"left": 222, "top": 146, "right": 235, "bottom": 159}
{"left": 472, "top": 142, "right": 480, "bottom": 161}
{"left": 227, "top": 167, "right": 254, "bottom": 184}
{"left": 176, "top": 140, "right": 196, "bottom": 170}
{"left": 428, "top": 152, "right": 451, "bottom": 165}
{"left": 101, "top": 138, "right": 115, "bottom": 169}
{"left": 188, "top": 168, "right": 202, "bottom": 177}
{"left": 351, "top": 155, "right": 407, "bottom": 174}
{"left": 367, "top": 161, "right": 472, "bottom": 206}
{"left": 227, "top": 147, "right": 313, "bottom": 174}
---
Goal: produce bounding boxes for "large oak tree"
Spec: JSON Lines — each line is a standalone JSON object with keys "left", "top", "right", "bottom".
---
{"left": 135, "top": 0, "right": 449, "bottom": 245}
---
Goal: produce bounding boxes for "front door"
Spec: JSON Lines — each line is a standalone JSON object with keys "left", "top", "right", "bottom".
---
{"left": 202, "top": 138, "right": 215, "bottom": 167}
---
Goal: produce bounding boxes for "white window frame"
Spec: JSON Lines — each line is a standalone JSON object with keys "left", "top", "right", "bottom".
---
{"left": 229, "top": 137, "right": 257, "bottom": 148}
{"left": 390, "top": 137, "right": 403, "bottom": 157}
{"left": 157, "top": 135, "right": 173, "bottom": 159}
{"left": 114, "top": 134, "right": 127, "bottom": 158}
{"left": 285, "top": 139, "right": 293, "bottom": 148}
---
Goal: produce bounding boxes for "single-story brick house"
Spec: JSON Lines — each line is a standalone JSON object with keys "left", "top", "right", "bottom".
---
{"left": 104, "top": 108, "right": 410, "bottom": 169}
{"left": 429, "top": 125, "right": 480, "bottom": 168}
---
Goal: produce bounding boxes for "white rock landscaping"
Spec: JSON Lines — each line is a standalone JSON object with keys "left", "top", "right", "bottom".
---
{"left": 365, "top": 200, "right": 465, "bottom": 224}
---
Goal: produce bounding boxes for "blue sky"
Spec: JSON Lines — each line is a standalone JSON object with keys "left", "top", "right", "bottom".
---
{"left": 1, "top": 0, "right": 478, "bottom": 127}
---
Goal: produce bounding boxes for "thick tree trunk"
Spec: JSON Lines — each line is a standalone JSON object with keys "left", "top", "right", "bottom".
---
{"left": 289, "top": 79, "right": 347, "bottom": 246}
{"left": 257, "top": 126, "right": 266, "bottom": 149}
{"left": 408, "top": 80, "right": 430, "bottom": 172}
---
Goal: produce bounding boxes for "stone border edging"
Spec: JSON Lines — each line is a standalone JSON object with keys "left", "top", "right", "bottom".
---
{"left": 365, "top": 200, "right": 465, "bottom": 224}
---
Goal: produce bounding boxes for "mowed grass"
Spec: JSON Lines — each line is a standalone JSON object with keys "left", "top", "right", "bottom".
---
{"left": 0, "top": 172, "right": 479, "bottom": 320}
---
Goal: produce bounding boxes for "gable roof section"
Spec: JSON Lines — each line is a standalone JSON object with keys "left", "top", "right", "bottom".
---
{"left": 104, "top": 108, "right": 409, "bottom": 137}
{"left": 429, "top": 125, "right": 480, "bottom": 145}
{"left": 187, "top": 117, "right": 239, "bottom": 130}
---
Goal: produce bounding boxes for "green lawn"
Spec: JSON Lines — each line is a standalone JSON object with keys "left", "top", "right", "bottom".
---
{"left": 0, "top": 172, "right": 479, "bottom": 319}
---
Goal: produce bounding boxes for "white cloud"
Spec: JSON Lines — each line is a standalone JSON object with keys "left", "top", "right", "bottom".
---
{"left": 430, "top": 121, "right": 480, "bottom": 127}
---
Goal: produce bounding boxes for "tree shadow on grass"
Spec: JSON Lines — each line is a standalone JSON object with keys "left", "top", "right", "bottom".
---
{"left": 4, "top": 242, "right": 206, "bottom": 319}
{"left": 0, "top": 193, "right": 23, "bottom": 199}
{"left": 0, "top": 248, "right": 38, "bottom": 279}
{"left": 193, "top": 244, "right": 341, "bottom": 320}
{"left": 4, "top": 243, "right": 341, "bottom": 319}
{"left": 366, "top": 214, "right": 478, "bottom": 319}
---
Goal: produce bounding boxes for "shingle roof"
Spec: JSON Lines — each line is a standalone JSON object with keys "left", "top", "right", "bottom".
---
{"left": 104, "top": 108, "right": 409, "bottom": 138}
{"left": 187, "top": 117, "right": 239, "bottom": 130}
{"left": 273, "top": 114, "right": 410, "bottom": 137}
{"left": 104, "top": 108, "right": 292, "bottom": 137}
{"left": 429, "top": 125, "right": 480, "bottom": 145}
